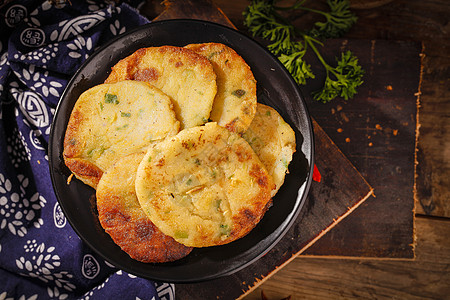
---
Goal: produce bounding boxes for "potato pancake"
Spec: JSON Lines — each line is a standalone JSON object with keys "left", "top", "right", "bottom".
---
{"left": 96, "top": 152, "right": 193, "bottom": 263}
{"left": 185, "top": 43, "right": 257, "bottom": 133}
{"left": 135, "top": 122, "right": 275, "bottom": 247}
{"left": 63, "top": 80, "right": 179, "bottom": 188}
{"left": 105, "top": 46, "right": 217, "bottom": 129}
{"left": 242, "top": 104, "right": 296, "bottom": 196}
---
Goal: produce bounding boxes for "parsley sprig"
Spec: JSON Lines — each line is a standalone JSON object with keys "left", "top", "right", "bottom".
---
{"left": 243, "top": 0, "right": 364, "bottom": 103}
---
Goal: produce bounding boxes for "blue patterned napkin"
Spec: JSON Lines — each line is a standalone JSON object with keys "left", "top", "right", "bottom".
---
{"left": 0, "top": 1, "right": 175, "bottom": 299}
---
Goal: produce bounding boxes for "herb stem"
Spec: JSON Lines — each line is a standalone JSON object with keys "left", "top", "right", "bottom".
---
{"left": 303, "top": 34, "right": 326, "bottom": 66}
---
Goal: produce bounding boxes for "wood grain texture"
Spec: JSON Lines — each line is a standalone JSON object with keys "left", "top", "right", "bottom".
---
{"left": 415, "top": 53, "right": 450, "bottom": 217}
{"left": 333, "top": 0, "right": 450, "bottom": 218}
{"left": 244, "top": 217, "right": 450, "bottom": 300}
{"left": 211, "top": 1, "right": 449, "bottom": 298}
{"left": 211, "top": 1, "right": 420, "bottom": 258}
{"left": 302, "top": 39, "right": 420, "bottom": 258}
{"left": 212, "top": 0, "right": 450, "bottom": 219}
{"left": 153, "top": 0, "right": 233, "bottom": 27}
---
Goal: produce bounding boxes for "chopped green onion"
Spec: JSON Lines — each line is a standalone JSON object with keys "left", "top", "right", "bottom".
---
{"left": 231, "top": 89, "right": 246, "bottom": 98}
{"left": 219, "top": 224, "right": 231, "bottom": 236}
{"left": 175, "top": 230, "right": 189, "bottom": 239}
{"left": 105, "top": 93, "right": 119, "bottom": 104}
{"left": 215, "top": 199, "right": 222, "bottom": 210}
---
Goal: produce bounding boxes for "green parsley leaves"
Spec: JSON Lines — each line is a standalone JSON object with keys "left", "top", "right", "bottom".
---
{"left": 243, "top": 0, "right": 364, "bottom": 103}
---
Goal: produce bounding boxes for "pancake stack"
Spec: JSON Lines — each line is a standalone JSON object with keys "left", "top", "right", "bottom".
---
{"left": 63, "top": 43, "right": 296, "bottom": 263}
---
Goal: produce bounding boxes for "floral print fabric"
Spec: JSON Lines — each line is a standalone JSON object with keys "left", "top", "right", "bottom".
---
{"left": 0, "top": 1, "right": 174, "bottom": 299}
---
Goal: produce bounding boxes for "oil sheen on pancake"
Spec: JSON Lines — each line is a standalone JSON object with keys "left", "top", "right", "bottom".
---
{"left": 63, "top": 80, "right": 179, "bottom": 188}
{"left": 185, "top": 43, "right": 257, "bottom": 134}
{"left": 242, "top": 103, "right": 296, "bottom": 196}
{"left": 135, "top": 122, "right": 275, "bottom": 248}
{"left": 96, "top": 152, "right": 193, "bottom": 263}
{"left": 105, "top": 46, "right": 217, "bottom": 129}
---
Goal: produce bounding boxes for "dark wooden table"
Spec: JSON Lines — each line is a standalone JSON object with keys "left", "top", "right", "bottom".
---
{"left": 213, "top": 1, "right": 450, "bottom": 299}
{"left": 141, "top": 0, "right": 450, "bottom": 298}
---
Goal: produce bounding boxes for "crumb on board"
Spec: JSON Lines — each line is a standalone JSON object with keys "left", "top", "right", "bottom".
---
{"left": 337, "top": 128, "right": 343, "bottom": 133}
{"left": 386, "top": 85, "right": 393, "bottom": 91}
{"left": 340, "top": 112, "right": 350, "bottom": 123}
{"left": 369, "top": 142, "right": 373, "bottom": 147}
{"left": 375, "top": 124, "right": 383, "bottom": 130}
{"left": 393, "top": 129, "right": 399, "bottom": 136}
{"left": 345, "top": 138, "right": 350, "bottom": 143}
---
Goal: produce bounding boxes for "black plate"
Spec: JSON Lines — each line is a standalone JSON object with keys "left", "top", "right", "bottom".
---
{"left": 49, "top": 19, "right": 314, "bottom": 283}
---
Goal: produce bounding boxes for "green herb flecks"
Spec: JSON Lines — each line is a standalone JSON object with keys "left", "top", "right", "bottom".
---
{"left": 281, "top": 157, "right": 289, "bottom": 169}
{"left": 231, "top": 89, "right": 246, "bottom": 98}
{"left": 121, "top": 112, "right": 131, "bottom": 118}
{"left": 208, "top": 51, "right": 220, "bottom": 59}
{"left": 87, "top": 146, "right": 106, "bottom": 157}
{"left": 214, "top": 199, "right": 222, "bottom": 210}
{"left": 219, "top": 224, "right": 231, "bottom": 236}
{"left": 105, "top": 93, "right": 119, "bottom": 104}
{"left": 174, "top": 230, "right": 189, "bottom": 239}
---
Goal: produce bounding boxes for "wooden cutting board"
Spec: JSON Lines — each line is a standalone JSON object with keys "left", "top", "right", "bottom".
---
{"left": 303, "top": 39, "right": 420, "bottom": 258}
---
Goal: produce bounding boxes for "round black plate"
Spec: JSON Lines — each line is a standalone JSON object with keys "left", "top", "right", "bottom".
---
{"left": 49, "top": 19, "right": 314, "bottom": 283}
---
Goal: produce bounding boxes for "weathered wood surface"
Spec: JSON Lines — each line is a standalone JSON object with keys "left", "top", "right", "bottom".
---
{"left": 244, "top": 217, "right": 450, "bottom": 300}
{"left": 415, "top": 54, "right": 450, "bottom": 217}
{"left": 213, "top": 0, "right": 450, "bottom": 219}
{"left": 210, "top": 0, "right": 449, "bottom": 299}
{"left": 343, "top": 0, "right": 450, "bottom": 219}
{"left": 152, "top": 0, "right": 233, "bottom": 27}
{"left": 302, "top": 38, "right": 419, "bottom": 258}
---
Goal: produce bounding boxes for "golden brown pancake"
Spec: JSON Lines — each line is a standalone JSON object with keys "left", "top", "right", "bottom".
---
{"left": 242, "top": 103, "right": 296, "bottom": 196}
{"left": 63, "top": 80, "right": 179, "bottom": 188}
{"left": 96, "top": 152, "right": 193, "bottom": 263}
{"left": 105, "top": 46, "right": 217, "bottom": 129}
{"left": 185, "top": 43, "right": 257, "bottom": 133}
{"left": 135, "top": 122, "right": 275, "bottom": 248}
